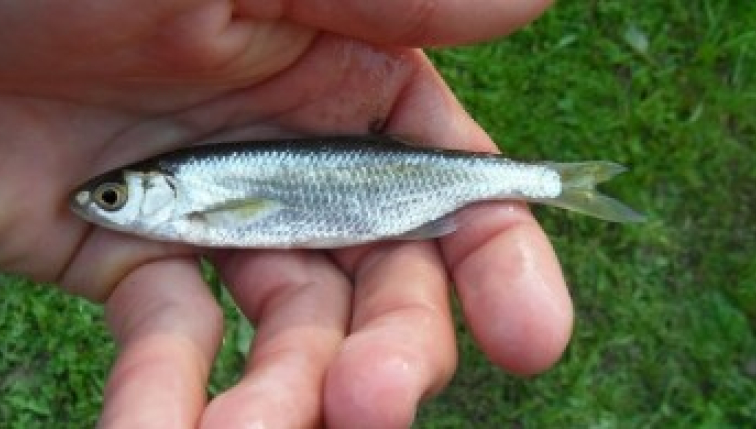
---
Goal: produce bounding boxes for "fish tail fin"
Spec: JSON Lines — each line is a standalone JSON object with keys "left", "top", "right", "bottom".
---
{"left": 539, "top": 161, "right": 645, "bottom": 223}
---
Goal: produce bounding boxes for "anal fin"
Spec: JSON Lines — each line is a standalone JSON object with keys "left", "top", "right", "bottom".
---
{"left": 394, "top": 214, "right": 458, "bottom": 240}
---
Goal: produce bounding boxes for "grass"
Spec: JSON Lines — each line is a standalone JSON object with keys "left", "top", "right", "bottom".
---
{"left": 2, "top": 0, "right": 755, "bottom": 426}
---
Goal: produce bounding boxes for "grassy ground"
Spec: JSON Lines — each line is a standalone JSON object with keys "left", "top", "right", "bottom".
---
{"left": 2, "top": 0, "right": 755, "bottom": 427}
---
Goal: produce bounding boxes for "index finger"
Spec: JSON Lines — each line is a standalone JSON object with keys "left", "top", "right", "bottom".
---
{"left": 236, "top": 0, "right": 553, "bottom": 45}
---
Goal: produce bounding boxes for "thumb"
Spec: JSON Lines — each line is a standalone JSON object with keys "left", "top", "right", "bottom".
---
{"left": 235, "top": 0, "right": 552, "bottom": 46}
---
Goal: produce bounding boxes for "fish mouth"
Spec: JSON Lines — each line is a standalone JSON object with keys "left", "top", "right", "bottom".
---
{"left": 74, "top": 190, "right": 90, "bottom": 206}
{"left": 68, "top": 189, "right": 93, "bottom": 219}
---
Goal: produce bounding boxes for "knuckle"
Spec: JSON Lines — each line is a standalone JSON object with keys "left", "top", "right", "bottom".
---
{"left": 349, "top": 0, "right": 440, "bottom": 44}
{"left": 401, "top": 0, "right": 438, "bottom": 44}
{"left": 389, "top": 0, "right": 440, "bottom": 44}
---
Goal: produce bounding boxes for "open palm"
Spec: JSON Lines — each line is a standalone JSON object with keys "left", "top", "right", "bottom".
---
{"left": 0, "top": 1, "right": 572, "bottom": 427}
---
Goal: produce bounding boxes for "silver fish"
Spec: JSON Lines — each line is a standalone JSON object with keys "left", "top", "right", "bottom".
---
{"left": 70, "top": 135, "right": 644, "bottom": 248}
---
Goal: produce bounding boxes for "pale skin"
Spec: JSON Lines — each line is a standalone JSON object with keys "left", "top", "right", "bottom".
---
{"left": 0, "top": 1, "right": 573, "bottom": 427}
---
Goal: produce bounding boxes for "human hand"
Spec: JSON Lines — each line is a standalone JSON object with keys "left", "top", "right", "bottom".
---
{"left": 0, "top": 1, "right": 572, "bottom": 427}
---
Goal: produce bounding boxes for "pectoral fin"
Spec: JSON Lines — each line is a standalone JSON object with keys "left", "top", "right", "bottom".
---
{"left": 189, "top": 198, "right": 283, "bottom": 227}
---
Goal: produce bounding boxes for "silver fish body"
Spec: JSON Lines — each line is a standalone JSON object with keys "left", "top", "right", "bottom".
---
{"left": 70, "top": 135, "right": 643, "bottom": 248}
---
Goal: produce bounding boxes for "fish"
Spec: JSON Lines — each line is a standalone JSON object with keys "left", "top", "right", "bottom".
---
{"left": 69, "top": 135, "right": 644, "bottom": 248}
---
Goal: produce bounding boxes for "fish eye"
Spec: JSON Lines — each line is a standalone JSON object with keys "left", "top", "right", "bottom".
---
{"left": 93, "top": 183, "right": 128, "bottom": 211}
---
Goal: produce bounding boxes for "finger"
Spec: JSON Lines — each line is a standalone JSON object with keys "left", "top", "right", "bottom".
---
{"left": 195, "top": 36, "right": 485, "bottom": 147}
{"left": 0, "top": 3, "right": 315, "bottom": 113}
{"left": 442, "top": 204, "right": 573, "bottom": 374}
{"left": 201, "top": 250, "right": 350, "bottom": 428}
{"left": 174, "top": 34, "right": 416, "bottom": 135}
{"left": 236, "top": 0, "right": 553, "bottom": 45}
{"left": 102, "top": 257, "right": 223, "bottom": 428}
{"left": 327, "top": 242, "right": 456, "bottom": 428}
{"left": 387, "top": 55, "right": 573, "bottom": 374}
{"left": 61, "top": 229, "right": 194, "bottom": 302}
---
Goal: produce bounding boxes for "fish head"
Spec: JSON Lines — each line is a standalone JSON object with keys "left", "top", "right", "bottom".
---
{"left": 69, "top": 169, "right": 178, "bottom": 236}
